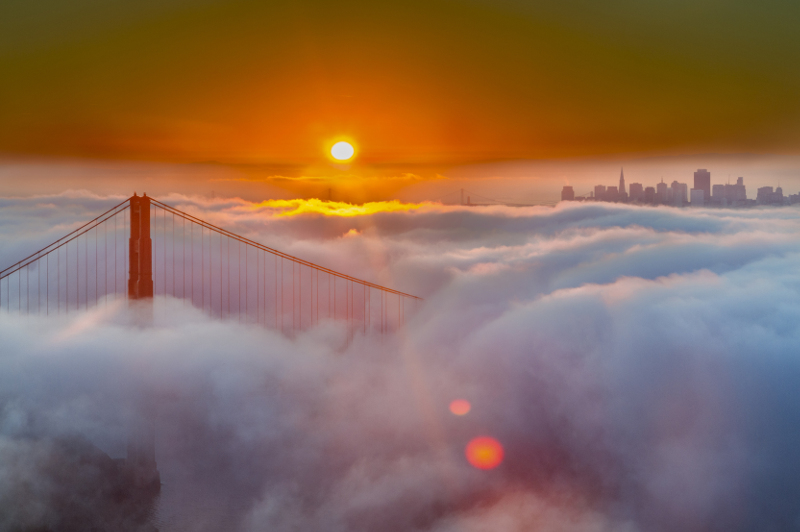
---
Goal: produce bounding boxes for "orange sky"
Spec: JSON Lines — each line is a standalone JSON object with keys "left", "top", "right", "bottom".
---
{"left": 1, "top": 0, "right": 799, "bottom": 167}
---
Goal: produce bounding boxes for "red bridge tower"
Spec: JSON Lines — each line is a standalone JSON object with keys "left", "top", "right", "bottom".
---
{"left": 128, "top": 193, "right": 154, "bottom": 300}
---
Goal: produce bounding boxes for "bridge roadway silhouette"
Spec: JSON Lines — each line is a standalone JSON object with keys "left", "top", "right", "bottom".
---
{"left": 0, "top": 193, "right": 422, "bottom": 488}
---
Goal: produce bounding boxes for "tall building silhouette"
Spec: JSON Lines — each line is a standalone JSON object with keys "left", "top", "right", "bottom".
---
{"left": 723, "top": 177, "right": 746, "bottom": 205}
{"left": 671, "top": 181, "right": 688, "bottom": 206}
{"left": 694, "top": 169, "right": 711, "bottom": 201}
{"left": 561, "top": 186, "right": 575, "bottom": 201}
{"left": 619, "top": 168, "right": 625, "bottom": 195}
{"left": 594, "top": 185, "right": 606, "bottom": 201}
{"left": 712, "top": 184, "right": 725, "bottom": 204}
{"left": 656, "top": 178, "right": 668, "bottom": 203}
{"left": 629, "top": 183, "right": 643, "bottom": 202}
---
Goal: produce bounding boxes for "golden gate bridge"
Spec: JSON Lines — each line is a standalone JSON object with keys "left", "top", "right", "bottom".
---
{"left": 0, "top": 193, "right": 421, "bottom": 334}
{"left": 1, "top": 193, "right": 424, "bottom": 492}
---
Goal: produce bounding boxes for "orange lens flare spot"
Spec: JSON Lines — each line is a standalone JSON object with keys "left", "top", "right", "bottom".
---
{"left": 449, "top": 399, "right": 471, "bottom": 416}
{"left": 331, "top": 141, "right": 355, "bottom": 161}
{"left": 465, "top": 436, "right": 504, "bottom": 470}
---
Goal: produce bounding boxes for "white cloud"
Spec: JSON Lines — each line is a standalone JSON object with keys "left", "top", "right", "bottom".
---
{"left": 2, "top": 195, "right": 800, "bottom": 530}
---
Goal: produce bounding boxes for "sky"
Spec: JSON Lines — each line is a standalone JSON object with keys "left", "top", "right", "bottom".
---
{"left": 3, "top": 194, "right": 800, "bottom": 530}
{"left": 1, "top": 0, "right": 800, "bottom": 167}
{"left": 3, "top": 154, "right": 800, "bottom": 206}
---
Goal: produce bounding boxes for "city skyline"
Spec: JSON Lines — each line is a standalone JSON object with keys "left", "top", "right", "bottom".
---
{"left": 563, "top": 167, "right": 800, "bottom": 207}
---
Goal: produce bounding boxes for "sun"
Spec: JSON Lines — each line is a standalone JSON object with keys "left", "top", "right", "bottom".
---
{"left": 331, "top": 141, "right": 355, "bottom": 161}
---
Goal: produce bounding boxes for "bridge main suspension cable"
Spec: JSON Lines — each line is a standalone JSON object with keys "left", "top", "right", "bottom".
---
{"left": 1, "top": 194, "right": 420, "bottom": 334}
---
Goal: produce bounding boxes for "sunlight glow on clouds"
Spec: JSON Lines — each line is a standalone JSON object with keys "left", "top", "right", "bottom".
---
{"left": 250, "top": 198, "right": 433, "bottom": 217}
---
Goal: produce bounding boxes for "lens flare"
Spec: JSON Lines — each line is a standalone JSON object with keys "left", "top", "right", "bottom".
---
{"left": 331, "top": 141, "right": 355, "bottom": 161}
{"left": 449, "top": 399, "right": 471, "bottom": 416}
{"left": 465, "top": 436, "right": 504, "bottom": 470}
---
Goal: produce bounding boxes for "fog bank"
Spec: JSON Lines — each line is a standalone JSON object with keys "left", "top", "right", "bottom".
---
{"left": 3, "top": 196, "right": 800, "bottom": 531}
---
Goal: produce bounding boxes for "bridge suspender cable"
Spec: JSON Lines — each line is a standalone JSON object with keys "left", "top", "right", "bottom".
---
{"left": 1, "top": 194, "right": 421, "bottom": 326}
{"left": 0, "top": 197, "right": 132, "bottom": 280}
{"left": 148, "top": 197, "right": 422, "bottom": 300}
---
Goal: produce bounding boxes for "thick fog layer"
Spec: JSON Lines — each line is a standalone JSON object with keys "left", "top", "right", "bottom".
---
{"left": 3, "top": 193, "right": 800, "bottom": 531}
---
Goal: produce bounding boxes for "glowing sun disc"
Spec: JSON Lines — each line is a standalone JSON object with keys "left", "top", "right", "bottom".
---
{"left": 331, "top": 141, "right": 355, "bottom": 161}
{"left": 465, "top": 436, "right": 504, "bottom": 470}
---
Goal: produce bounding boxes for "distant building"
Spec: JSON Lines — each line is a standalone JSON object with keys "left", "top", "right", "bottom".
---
{"left": 712, "top": 184, "right": 725, "bottom": 205}
{"left": 723, "top": 177, "right": 747, "bottom": 206}
{"left": 594, "top": 185, "right": 606, "bottom": 201}
{"left": 629, "top": 183, "right": 644, "bottom": 202}
{"left": 758, "top": 186, "right": 785, "bottom": 206}
{"left": 757, "top": 186, "right": 773, "bottom": 205}
{"left": 644, "top": 186, "right": 655, "bottom": 204}
{"left": 736, "top": 177, "right": 747, "bottom": 200}
{"left": 690, "top": 188, "right": 705, "bottom": 206}
{"left": 656, "top": 179, "right": 668, "bottom": 204}
{"left": 694, "top": 169, "right": 711, "bottom": 202}
{"left": 561, "top": 186, "right": 575, "bottom": 201}
{"left": 606, "top": 186, "right": 619, "bottom": 202}
{"left": 619, "top": 168, "right": 626, "bottom": 195}
{"left": 671, "top": 181, "right": 688, "bottom": 206}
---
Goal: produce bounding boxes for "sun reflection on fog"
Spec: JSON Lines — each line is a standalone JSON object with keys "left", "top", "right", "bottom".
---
{"left": 466, "top": 436, "right": 504, "bottom": 470}
{"left": 449, "top": 399, "right": 471, "bottom": 416}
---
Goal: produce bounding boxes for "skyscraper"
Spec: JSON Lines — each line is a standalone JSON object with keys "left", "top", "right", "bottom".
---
{"left": 723, "top": 177, "right": 747, "bottom": 205}
{"left": 594, "top": 185, "right": 606, "bottom": 201}
{"left": 694, "top": 169, "right": 711, "bottom": 201}
{"left": 619, "top": 167, "right": 625, "bottom": 195}
{"left": 671, "top": 181, "right": 688, "bottom": 206}
{"left": 561, "top": 186, "right": 575, "bottom": 201}
{"left": 757, "top": 186, "right": 773, "bottom": 205}
{"left": 656, "top": 178, "right": 668, "bottom": 204}
{"left": 629, "top": 183, "right": 644, "bottom": 202}
{"left": 712, "top": 184, "right": 725, "bottom": 204}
